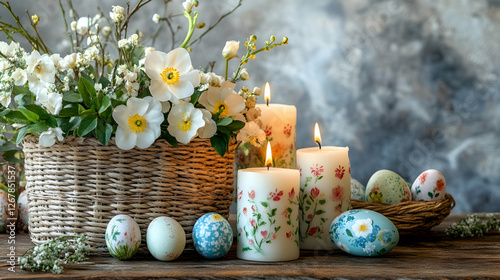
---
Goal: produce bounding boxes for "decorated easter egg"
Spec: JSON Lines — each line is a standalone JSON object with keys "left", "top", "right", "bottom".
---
{"left": 351, "top": 179, "right": 366, "bottom": 201}
{"left": 193, "top": 212, "right": 233, "bottom": 259}
{"left": 147, "top": 216, "right": 185, "bottom": 261}
{"left": 365, "top": 170, "right": 411, "bottom": 204}
{"left": 17, "top": 190, "right": 29, "bottom": 226}
{"left": 411, "top": 169, "right": 446, "bottom": 201}
{"left": 105, "top": 214, "right": 141, "bottom": 260}
{"left": 329, "top": 209, "right": 399, "bottom": 257}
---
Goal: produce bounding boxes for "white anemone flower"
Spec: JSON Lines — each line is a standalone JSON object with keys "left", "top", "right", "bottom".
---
{"left": 352, "top": 218, "right": 373, "bottom": 238}
{"left": 37, "top": 91, "right": 63, "bottom": 115}
{"left": 144, "top": 48, "right": 200, "bottom": 104}
{"left": 26, "top": 50, "right": 56, "bottom": 85}
{"left": 167, "top": 102, "right": 204, "bottom": 144}
{"left": 197, "top": 109, "right": 217, "bottom": 139}
{"left": 198, "top": 81, "right": 245, "bottom": 119}
{"left": 112, "top": 97, "right": 164, "bottom": 150}
{"left": 39, "top": 127, "right": 64, "bottom": 147}
{"left": 236, "top": 121, "right": 265, "bottom": 147}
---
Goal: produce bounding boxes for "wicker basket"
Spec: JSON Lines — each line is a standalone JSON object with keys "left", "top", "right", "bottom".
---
{"left": 22, "top": 135, "right": 236, "bottom": 255}
{"left": 351, "top": 193, "right": 455, "bottom": 235}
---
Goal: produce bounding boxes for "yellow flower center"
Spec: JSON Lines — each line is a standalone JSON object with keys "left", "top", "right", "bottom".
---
{"left": 178, "top": 117, "right": 191, "bottom": 132}
{"left": 128, "top": 114, "right": 147, "bottom": 133}
{"left": 358, "top": 224, "right": 368, "bottom": 232}
{"left": 214, "top": 101, "right": 229, "bottom": 118}
{"left": 161, "top": 67, "right": 180, "bottom": 85}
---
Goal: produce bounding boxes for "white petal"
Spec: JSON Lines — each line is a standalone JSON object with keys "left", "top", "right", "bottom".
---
{"left": 115, "top": 127, "right": 137, "bottom": 150}
{"left": 136, "top": 129, "right": 157, "bottom": 149}
{"left": 145, "top": 51, "right": 167, "bottom": 79}
{"left": 149, "top": 79, "right": 172, "bottom": 102}
{"left": 127, "top": 97, "right": 149, "bottom": 116}
{"left": 168, "top": 80, "right": 194, "bottom": 100}
{"left": 225, "top": 94, "right": 245, "bottom": 114}
{"left": 179, "top": 69, "right": 200, "bottom": 88}
{"left": 169, "top": 48, "right": 192, "bottom": 74}
{"left": 112, "top": 105, "right": 130, "bottom": 129}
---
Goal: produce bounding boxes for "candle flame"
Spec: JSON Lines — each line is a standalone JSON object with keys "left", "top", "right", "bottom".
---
{"left": 314, "top": 122, "right": 322, "bottom": 150}
{"left": 264, "top": 82, "right": 271, "bottom": 106}
{"left": 265, "top": 141, "right": 273, "bottom": 169}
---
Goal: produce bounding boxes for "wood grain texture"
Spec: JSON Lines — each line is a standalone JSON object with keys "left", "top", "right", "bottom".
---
{"left": 1, "top": 213, "right": 499, "bottom": 279}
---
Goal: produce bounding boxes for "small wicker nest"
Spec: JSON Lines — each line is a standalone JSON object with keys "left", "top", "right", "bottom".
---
{"left": 351, "top": 193, "right": 455, "bottom": 235}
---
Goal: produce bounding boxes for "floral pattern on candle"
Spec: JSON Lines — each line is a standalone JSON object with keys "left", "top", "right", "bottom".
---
{"left": 237, "top": 187, "right": 299, "bottom": 255}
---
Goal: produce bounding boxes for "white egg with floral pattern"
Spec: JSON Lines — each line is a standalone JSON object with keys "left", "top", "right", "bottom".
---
{"left": 329, "top": 209, "right": 399, "bottom": 257}
{"left": 105, "top": 214, "right": 141, "bottom": 260}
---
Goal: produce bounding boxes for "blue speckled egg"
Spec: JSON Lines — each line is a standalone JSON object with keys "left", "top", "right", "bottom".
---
{"left": 351, "top": 179, "right": 366, "bottom": 201}
{"left": 192, "top": 213, "right": 233, "bottom": 259}
{"left": 329, "top": 209, "right": 399, "bottom": 257}
{"left": 365, "top": 170, "right": 411, "bottom": 204}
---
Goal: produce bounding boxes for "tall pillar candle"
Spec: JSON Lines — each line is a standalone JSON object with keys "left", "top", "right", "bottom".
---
{"left": 235, "top": 82, "right": 296, "bottom": 169}
{"left": 296, "top": 124, "right": 351, "bottom": 250}
{"left": 236, "top": 144, "right": 300, "bottom": 261}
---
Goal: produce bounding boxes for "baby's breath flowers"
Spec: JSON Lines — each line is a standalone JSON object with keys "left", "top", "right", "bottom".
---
{"left": 18, "top": 235, "right": 89, "bottom": 274}
{"left": 445, "top": 214, "right": 500, "bottom": 237}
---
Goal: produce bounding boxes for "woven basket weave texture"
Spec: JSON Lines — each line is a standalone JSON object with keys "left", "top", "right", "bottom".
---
{"left": 22, "top": 135, "right": 236, "bottom": 255}
{"left": 351, "top": 193, "right": 455, "bottom": 235}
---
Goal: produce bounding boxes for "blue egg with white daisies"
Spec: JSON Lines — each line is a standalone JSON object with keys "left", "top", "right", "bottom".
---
{"left": 192, "top": 212, "right": 233, "bottom": 259}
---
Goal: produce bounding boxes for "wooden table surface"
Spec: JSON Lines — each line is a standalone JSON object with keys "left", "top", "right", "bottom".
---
{"left": 1, "top": 213, "right": 499, "bottom": 279}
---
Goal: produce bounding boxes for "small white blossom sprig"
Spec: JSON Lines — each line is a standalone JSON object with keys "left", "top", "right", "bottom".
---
{"left": 445, "top": 214, "right": 500, "bottom": 238}
{"left": 18, "top": 235, "right": 89, "bottom": 274}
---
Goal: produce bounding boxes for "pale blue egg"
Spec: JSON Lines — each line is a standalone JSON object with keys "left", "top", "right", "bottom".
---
{"left": 192, "top": 213, "right": 233, "bottom": 259}
{"left": 365, "top": 170, "right": 411, "bottom": 204}
{"left": 351, "top": 179, "right": 366, "bottom": 201}
{"left": 329, "top": 209, "right": 399, "bottom": 257}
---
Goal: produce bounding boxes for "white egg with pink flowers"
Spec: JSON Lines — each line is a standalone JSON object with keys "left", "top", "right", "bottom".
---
{"left": 411, "top": 169, "right": 446, "bottom": 201}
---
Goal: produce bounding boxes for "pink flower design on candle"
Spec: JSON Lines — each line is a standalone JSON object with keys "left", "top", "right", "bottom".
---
{"left": 335, "top": 165, "right": 345, "bottom": 180}
{"left": 283, "top": 124, "right": 292, "bottom": 138}
{"left": 250, "top": 218, "right": 256, "bottom": 228}
{"left": 269, "top": 189, "right": 284, "bottom": 201}
{"left": 249, "top": 239, "right": 254, "bottom": 245}
{"left": 237, "top": 190, "right": 243, "bottom": 200}
{"left": 289, "top": 188, "right": 295, "bottom": 199}
{"left": 286, "top": 231, "right": 292, "bottom": 239}
{"left": 307, "top": 214, "right": 313, "bottom": 220}
{"left": 243, "top": 207, "right": 248, "bottom": 216}
{"left": 264, "top": 125, "right": 272, "bottom": 137}
{"left": 261, "top": 230, "right": 268, "bottom": 238}
{"left": 310, "top": 187, "right": 320, "bottom": 199}
{"left": 308, "top": 226, "right": 318, "bottom": 236}
{"left": 331, "top": 185, "right": 345, "bottom": 201}
{"left": 248, "top": 190, "right": 255, "bottom": 200}
{"left": 282, "top": 209, "right": 289, "bottom": 218}
{"left": 311, "top": 164, "right": 324, "bottom": 177}
{"left": 251, "top": 205, "right": 256, "bottom": 212}
{"left": 272, "top": 232, "right": 277, "bottom": 240}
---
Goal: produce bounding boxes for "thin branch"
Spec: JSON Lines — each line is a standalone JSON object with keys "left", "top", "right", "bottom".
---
{"left": 59, "top": 0, "right": 75, "bottom": 53}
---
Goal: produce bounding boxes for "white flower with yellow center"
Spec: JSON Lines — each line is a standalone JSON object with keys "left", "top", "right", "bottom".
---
{"left": 197, "top": 109, "right": 217, "bottom": 139}
{"left": 167, "top": 102, "right": 204, "bottom": 144}
{"left": 352, "top": 218, "right": 373, "bottom": 238}
{"left": 236, "top": 121, "right": 265, "bottom": 147}
{"left": 145, "top": 48, "right": 200, "bottom": 104}
{"left": 39, "top": 127, "right": 64, "bottom": 147}
{"left": 198, "top": 81, "right": 245, "bottom": 119}
{"left": 112, "top": 97, "right": 164, "bottom": 150}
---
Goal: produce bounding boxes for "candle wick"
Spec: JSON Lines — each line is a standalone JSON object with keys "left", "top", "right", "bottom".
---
{"left": 266, "top": 99, "right": 269, "bottom": 107}
{"left": 267, "top": 165, "right": 270, "bottom": 171}
{"left": 316, "top": 141, "right": 322, "bottom": 150}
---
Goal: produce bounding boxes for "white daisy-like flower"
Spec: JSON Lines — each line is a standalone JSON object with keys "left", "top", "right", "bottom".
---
{"left": 167, "top": 102, "right": 204, "bottom": 144}
{"left": 236, "top": 121, "right": 265, "bottom": 147}
{"left": 39, "top": 127, "right": 64, "bottom": 147}
{"left": 198, "top": 81, "right": 245, "bottom": 119}
{"left": 352, "top": 218, "right": 373, "bottom": 238}
{"left": 336, "top": 241, "right": 350, "bottom": 253}
{"left": 197, "top": 109, "right": 217, "bottom": 139}
{"left": 112, "top": 96, "right": 164, "bottom": 150}
{"left": 144, "top": 48, "right": 200, "bottom": 104}
{"left": 37, "top": 90, "right": 63, "bottom": 115}
{"left": 76, "top": 17, "right": 91, "bottom": 35}
{"left": 25, "top": 50, "right": 56, "bottom": 85}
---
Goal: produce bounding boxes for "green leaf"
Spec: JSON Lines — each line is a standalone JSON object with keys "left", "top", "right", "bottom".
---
{"left": 98, "top": 95, "right": 111, "bottom": 114}
{"left": 99, "top": 76, "right": 111, "bottom": 89}
{"left": 190, "top": 90, "right": 203, "bottom": 105}
{"left": 319, "top": 199, "right": 326, "bottom": 205}
{"left": 217, "top": 117, "right": 233, "bottom": 126}
{"left": 428, "top": 192, "right": 433, "bottom": 198}
{"left": 225, "top": 120, "right": 245, "bottom": 131}
{"left": 59, "top": 105, "right": 79, "bottom": 117}
{"left": 346, "top": 229, "right": 353, "bottom": 237}
{"left": 16, "top": 126, "right": 29, "bottom": 145}
{"left": 261, "top": 202, "right": 269, "bottom": 208}
{"left": 315, "top": 210, "right": 326, "bottom": 215}
{"left": 77, "top": 115, "right": 97, "bottom": 136}
{"left": 59, "top": 116, "right": 81, "bottom": 135}
{"left": 2, "top": 150, "right": 22, "bottom": 163}
{"left": 270, "top": 208, "right": 277, "bottom": 217}
{"left": 78, "top": 77, "right": 95, "bottom": 108}
{"left": 160, "top": 130, "right": 178, "bottom": 148}
{"left": 18, "top": 107, "right": 39, "bottom": 122}
{"left": 130, "top": 45, "right": 145, "bottom": 66}
{"left": 259, "top": 221, "right": 266, "bottom": 226}
{"left": 242, "top": 247, "right": 252, "bottom": 252}
{"left": 210, "top": 134, "right": 229, "bottom": 156}
{"left": 287, "top": 207, "right": 292, "bottom": 213}
{"left": 4, "top": 110, "right": 29, "bottom": 123}
{"left": 95, "top": 120, "right": 113, "bottom": 146}
{"left": 63, "top": 91, "right": 83, "bottom": 103}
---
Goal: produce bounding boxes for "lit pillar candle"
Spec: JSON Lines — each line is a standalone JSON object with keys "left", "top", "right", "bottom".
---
{"left": 235, "top": 82, "right": 297, "bottom": 169}
{"left": 296, "top": 123, "right": 351, "bottom": 250}
{"left": 237, "top": 142, "right": 300, "bottom": 261}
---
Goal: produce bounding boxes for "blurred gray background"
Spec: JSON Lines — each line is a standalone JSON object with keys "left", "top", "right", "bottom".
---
{"left": 2, "top": 0, "right": 499, "bottom": 212}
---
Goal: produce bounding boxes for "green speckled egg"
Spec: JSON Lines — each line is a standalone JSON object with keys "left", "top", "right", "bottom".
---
{"left": 351, "top": 179, "right": 366, "bottom": 201}
{"left": 365, "top": 170, "right": 411, "bottom": 204}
